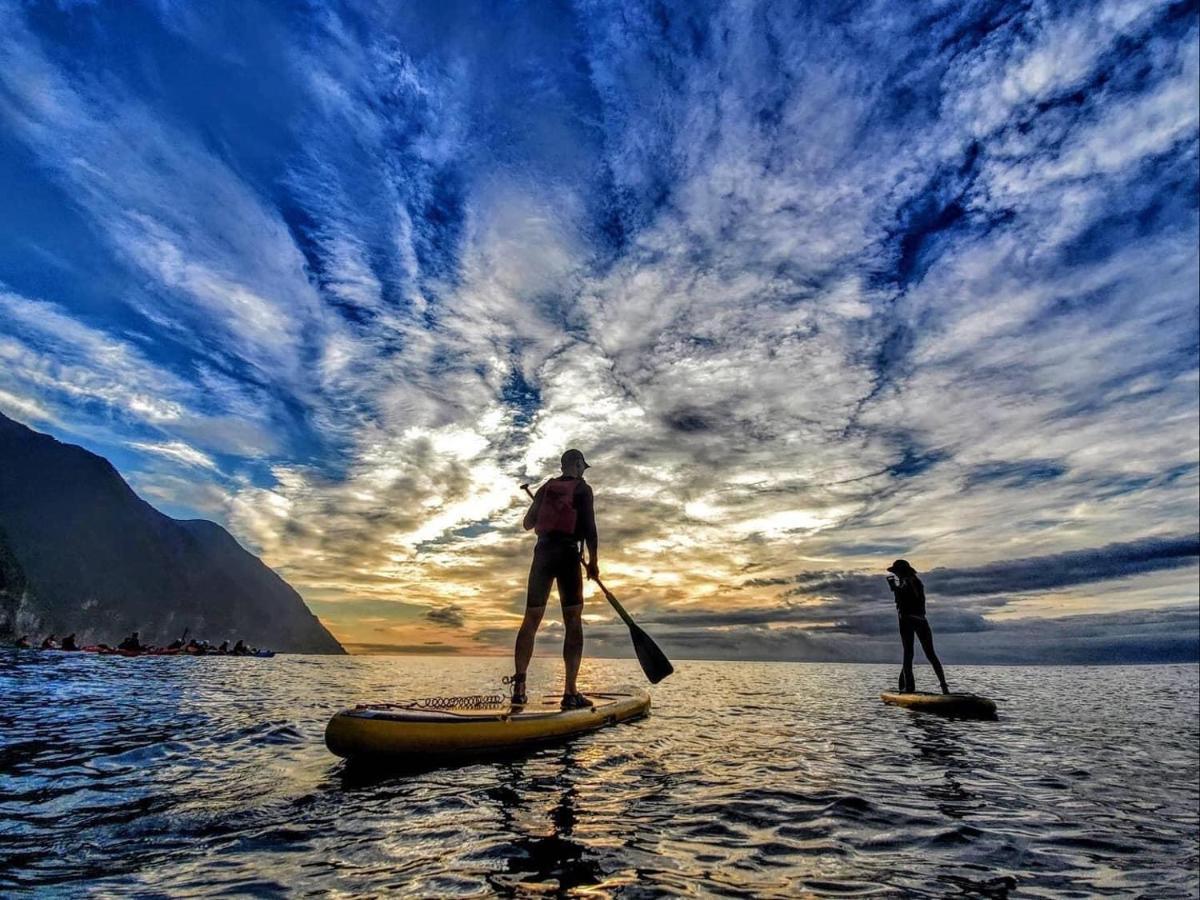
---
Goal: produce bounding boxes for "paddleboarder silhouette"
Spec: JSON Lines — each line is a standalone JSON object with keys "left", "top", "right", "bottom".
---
{"left": 886, "top": 559, "right": 950, "bottom": 694}
{"left": 510, "top": 449, "right": 598, "bottom": 710}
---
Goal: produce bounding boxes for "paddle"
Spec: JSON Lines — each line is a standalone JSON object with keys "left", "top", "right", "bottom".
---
{"left": 520, "top": 483, "right": 674, "bottom": 684}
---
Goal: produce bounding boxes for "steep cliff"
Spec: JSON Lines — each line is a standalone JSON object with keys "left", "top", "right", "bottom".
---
{"left": 0, "top": 413, "right": 343, "bottom": 653}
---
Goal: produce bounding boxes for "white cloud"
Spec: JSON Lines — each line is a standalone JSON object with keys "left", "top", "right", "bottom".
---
{"left": 129, "top": 440, "right": 219, "bottom": 471}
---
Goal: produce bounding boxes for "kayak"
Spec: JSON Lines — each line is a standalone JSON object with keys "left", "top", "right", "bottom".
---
{"left": 881, "top": 691, "right": 997, "bottom": 720}
{"left": 325, "top": 687, "right": 650, "bottom": 761}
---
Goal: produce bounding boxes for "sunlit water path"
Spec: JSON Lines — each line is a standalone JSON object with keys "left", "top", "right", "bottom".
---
{"left": 2, "top": 654, "right": 1196, "bottom": 897}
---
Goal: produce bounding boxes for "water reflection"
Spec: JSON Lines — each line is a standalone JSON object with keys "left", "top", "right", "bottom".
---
{"left": 902, "top": 708, "right": 1024, "bottom": 897}
{"left": 905, "top": 712, "right": 980, "bottom": 818}
{"left": 335, "top": 746, "right": 615, "bottom": 894}
{"left": 486, "top": 750, "right": 607, "bottom": 895}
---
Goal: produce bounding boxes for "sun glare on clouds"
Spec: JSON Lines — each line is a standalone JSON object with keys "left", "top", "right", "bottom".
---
{"left": 0, "top": 0, "right": 1195, "bottom": 660}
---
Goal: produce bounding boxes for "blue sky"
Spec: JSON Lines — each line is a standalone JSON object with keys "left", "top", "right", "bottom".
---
{"left": 1, "top": 0, "right": 1197, "bottom": 660}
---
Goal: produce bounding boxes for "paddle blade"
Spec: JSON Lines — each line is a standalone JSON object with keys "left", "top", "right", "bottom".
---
{"left": 595, "top": 579, "right": 674, "bottom": 683}
{"left": 628, "top": 621, "right": 674, "bottom": 684}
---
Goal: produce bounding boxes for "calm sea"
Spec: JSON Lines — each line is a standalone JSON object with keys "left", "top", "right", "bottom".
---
{"left": 1, "top": 653, "right": 1197, "bottom": 898}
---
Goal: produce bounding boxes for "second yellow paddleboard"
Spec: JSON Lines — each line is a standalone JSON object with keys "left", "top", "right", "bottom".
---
{"left": 881, "top": 691, "right": 997, "bottom": 720}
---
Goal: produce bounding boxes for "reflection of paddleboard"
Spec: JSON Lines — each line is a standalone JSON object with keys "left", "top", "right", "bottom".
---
{"left": 325, "top": 688, "right": 650, "bottom": 761}
{"left": 881, "top": 692, "right": 997, "bottom": 720}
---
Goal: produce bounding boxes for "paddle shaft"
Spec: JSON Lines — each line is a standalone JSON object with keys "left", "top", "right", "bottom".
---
{"left": 591, "top": 576, "right": 635, "bottom": 628}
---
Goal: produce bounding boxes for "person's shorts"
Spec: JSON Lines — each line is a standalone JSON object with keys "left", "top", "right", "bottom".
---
{"left": 526, "top": 536, "right": 583, "bottom": 610}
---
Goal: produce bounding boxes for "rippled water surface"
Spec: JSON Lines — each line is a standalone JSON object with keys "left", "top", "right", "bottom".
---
{"left": 2, "top": 654, "right": 1197, "bottom": 897}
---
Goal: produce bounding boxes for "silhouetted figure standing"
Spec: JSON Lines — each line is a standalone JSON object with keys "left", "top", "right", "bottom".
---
{"left": 511, "top": 449, "right": 599, "bottom": 710}
{"left": 887, "top": 560, "right": 949, "bottom": 694}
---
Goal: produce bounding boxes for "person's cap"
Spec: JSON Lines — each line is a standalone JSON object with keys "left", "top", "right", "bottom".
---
{"left": 561, "top": 448, "right": 590, "bottom": 470}
{"left": 887, "top": 559, "right": 914, "bottom": 574}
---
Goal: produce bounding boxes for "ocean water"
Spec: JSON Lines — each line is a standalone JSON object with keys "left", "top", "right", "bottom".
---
{"left": 1, "top": 653, "right": 1196, "bottom": 898}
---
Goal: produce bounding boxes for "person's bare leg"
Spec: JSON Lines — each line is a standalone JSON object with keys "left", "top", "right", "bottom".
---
{"left": 514, "top": 605, "right": 545, "bottom": 678}
{"left": 562, "top": 605, "right": 584, "bottom": 695}
{"left": 915, "top": 619, "right": 948, "bottom": 692}
{"left": 900, "top": 617, "right": 916, "bottom": 692}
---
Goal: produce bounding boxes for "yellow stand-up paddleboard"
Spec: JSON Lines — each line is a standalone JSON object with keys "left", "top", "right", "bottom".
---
{"left": 325, "top": 688, "right": 651, "bottom": 761}
{"left": 881, "top": 691, "right": 997, "bottom": 720}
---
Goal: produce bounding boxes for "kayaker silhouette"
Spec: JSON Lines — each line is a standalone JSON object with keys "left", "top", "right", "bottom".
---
{"left": 886, "top": 559, "right": 950, "bottom": 694}
{"left": 118, "top": 631, "right": 143, "bottom": 653}
{"left": 510, "top": 449, "right": 599, "bottom": 710}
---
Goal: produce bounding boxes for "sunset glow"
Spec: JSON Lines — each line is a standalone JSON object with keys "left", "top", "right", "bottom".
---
{"left": 0, "top": 0, "right": 1196, "bottom": 663}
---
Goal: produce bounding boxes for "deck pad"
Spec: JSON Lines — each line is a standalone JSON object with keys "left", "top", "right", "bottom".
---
{"left": 353, "top": 691, "right": 640, "bottom": 722}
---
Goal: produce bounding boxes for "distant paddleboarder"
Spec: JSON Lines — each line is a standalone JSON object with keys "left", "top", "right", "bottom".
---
{"left": 886, "top": 560, "right": 950, "bottom": 694}
{"left": 511, "top": 449, "right": 599, "bottom": 710}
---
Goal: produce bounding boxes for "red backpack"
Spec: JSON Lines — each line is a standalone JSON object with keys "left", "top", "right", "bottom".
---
{"left": 534, "top": 479, "right": 579, "bottom": 536}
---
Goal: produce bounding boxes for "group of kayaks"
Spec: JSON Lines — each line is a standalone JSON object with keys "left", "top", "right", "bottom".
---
{"left": 16, "top": 643, "right": 275, "bottom": 658}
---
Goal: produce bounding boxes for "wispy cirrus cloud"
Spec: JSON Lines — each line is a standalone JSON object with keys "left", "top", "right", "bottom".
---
{"left": 128, "top": 440, "right": 219, "bottom": 472}
{"left": 0, "top": 0, "right": 1195, "bottom": 659}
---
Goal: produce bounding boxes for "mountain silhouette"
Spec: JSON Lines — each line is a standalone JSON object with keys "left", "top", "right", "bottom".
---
{"left": 0, "top": 412, "right": 343, "bottom": 653}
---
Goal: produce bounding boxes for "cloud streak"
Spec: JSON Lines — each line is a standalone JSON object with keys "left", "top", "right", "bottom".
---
{"left": 0, "top": 0, "right": 1195, "bottom": 660}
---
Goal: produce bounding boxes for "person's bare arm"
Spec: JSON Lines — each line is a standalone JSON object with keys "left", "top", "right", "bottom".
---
{"left": 523, "top": 484, "right": 545, "bottom": 531}
{"left": 578, "top": 483, "right": 598, "bottom": 576}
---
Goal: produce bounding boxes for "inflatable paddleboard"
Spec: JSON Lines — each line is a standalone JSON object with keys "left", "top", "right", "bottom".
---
{"left": 881, "top": 691, "right": 997, "bottom": 720}
{"left": 325, "top": 687, "right": 650, "bottom": 761}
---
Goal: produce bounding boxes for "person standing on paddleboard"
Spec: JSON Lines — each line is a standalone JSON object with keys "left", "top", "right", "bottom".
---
{"left": 886, "top": 560, "right": 950, "bottom": 694}
{"left": 510, "top": 448, "right": 598, "bottom": 710}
